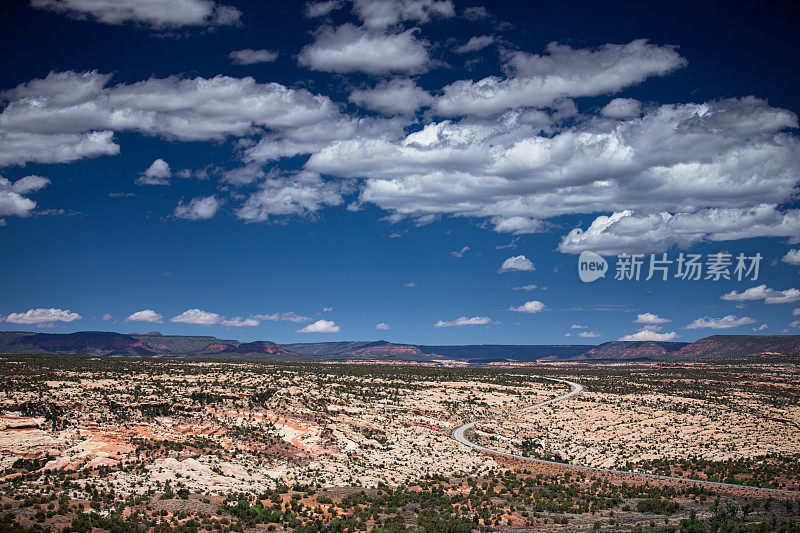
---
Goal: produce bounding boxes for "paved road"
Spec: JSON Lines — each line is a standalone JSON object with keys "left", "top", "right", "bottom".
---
{"left": 452, "top": 377, "right": 798, "bottom": 495}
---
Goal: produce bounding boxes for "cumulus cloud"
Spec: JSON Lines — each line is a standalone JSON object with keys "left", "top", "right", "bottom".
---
{"left": 685, "top": 315, "right": 756, "bottom": 329}
{"left": 299, "top": 24, "right": 430, "bottom": 74}
{"left": 720, "top": 285, "right": 800, "bottom": 304}
{"left": 375, "top": 322, "right": 391, "bottom": 330}
{"left": 126, "top": 309, "right": 163, "bottom": 323}
{"left": 0, "top": 131, "right": 119, "bottom": 166}
{"left": 509, "top": 300, "right": 545, "bottom": 313}
{"left": 170, "top": 308, "right": 222, "bottom": 325}
{"left": 254, "top": 311, "right": 312, "bottom": 323}
{"left": 571, "top": 324, "right": 587, "bottom": 329}
{"left": 634, "top": 312, "right": 670, "bottom": 325}
{"left": 8, "top": 175, "right": 50, "bottom": 194}
{"left": 305, "top": 1, "right": 344, "bottom": 18}
{"left": 499, "top": 255, "right": 534, "bottom": 273}
{"left": 229, "top": 49, "right": 278, "bottom": 65}
{"left": 0, "top": 175, "right": 50, "bottom": 218}
{"left": 137, "top": 158, "right": 171, "bottom": 185}
{"left": 349, "top": 79, "right": 432, "bottom": 115}
{"left": 434, "top": 316, "right": 493, "bottom": 327}
{"left": 174, "top": 195, "right": 220, "bottom": 220}
{"left": 794, "top": 308, "right": 800, "bottom": 316}
{"left": 619, "top": 326, "right": 678, "bottom": 341}
{"left": 450, "top": 246, "right": 470, "bottom": 258}
{"left": 753, "top": 323, "right": 768, "bottom": 331}
{"left": 221, "top": 316, "right": 259, "bottom": 327}
{"left": 433, "top": 40, "right": 686, "bottom": 117}
{"left": 490, "top": 217, "right": 543, "bottom": 235}
{"left": 352, "top": 0, "right": 454, "bottom": 29}
{"left": 31, "top": 0, "right": 241, "bottom": 29}
{"left": 559, "top": 206, "right": 800, "bottom": 255}
{"left": 307, "top": 96, "right": 799, "bottom": 240}
{"left": 0, "top": 70, "right": 338, "bottom": 165}
{"left": 454, "top": 35, "right": 495, "bottom": 53}
{"left": 512, "top": 284, "right": 537, "bottom": 291}
{"left": 462, "top": 6, "right": 488, "bottom": 20}
{"left": 601, "top": 98, "right": 642, "bottom": 118}
{"left": 5, "top": 307, "right": 81, "bottom": 325}
{"left": 578, "top": 330, "right": 601, "bottom": 338}
{"left": 782, "top": 249, "right": 800, "bottom": 265}
{"left": 235, "top": 172, "right": 345, "bottom": 222}
{"left": 298, "top": 319, "right": 340, "bottom": 333}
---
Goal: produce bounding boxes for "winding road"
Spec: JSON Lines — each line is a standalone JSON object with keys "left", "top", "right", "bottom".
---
{"left": 452, "top": 377, "right": 799, "bottom": 495}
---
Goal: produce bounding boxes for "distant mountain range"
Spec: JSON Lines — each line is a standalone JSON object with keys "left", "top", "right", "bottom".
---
{"left": 0, "top": 330, "right": 798, "bottom": 362}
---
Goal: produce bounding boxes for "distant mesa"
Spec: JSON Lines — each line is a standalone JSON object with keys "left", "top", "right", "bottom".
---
{"left": 574, "top": 341, "right": 686, "bottom": 361}
{"left": 0, "top": 330, "right": 797, "bottom": 362}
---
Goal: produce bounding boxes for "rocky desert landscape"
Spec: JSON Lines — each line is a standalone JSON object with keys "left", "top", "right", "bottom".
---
{"left": 0, "top": 354, "right": 798, "bottom": 532}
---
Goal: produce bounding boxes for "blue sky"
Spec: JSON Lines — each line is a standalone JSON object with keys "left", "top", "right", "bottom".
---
{"left": 1, "top": 0, "right": 799, "bottom": 344}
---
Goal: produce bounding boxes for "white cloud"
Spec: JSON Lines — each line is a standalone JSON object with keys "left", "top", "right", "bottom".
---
{"left": 376, "top": 322, "right": 391, "bottom": 330}
{"left": 720, "top": 285, "right": 800, "bottom": 304}
{"left": 601, "top": 98, "right": 641, "bottom": 119}
{"left": 235, "top": 173, "right": 344, "bottom": 222}
{"left": 490, "top": 216, "right": 543, "bottom": 235}
{"left": 570, "top": 324, "right": 587, "bottom": 329}
{"left": 306, "top": 96, "right": 799, "bottom": 241}
{"left": 753, "top": 323, "right": 768, "bottom": 331}
{"left": 299, "top": 24, "right": 430, "bottom": 74}
{"left": 499, "top": 255, "right": 534, "bottom": 273}
{"left": 433, "top": 40, "right": 686, "bottom": 117}
{"left": 5, "top": 307, "right": 81, "bottom": 325}
{"left": 434, "top": 316, "right": 493, "bottom": 327}
{"left": 512, "top": 284, "right": 537, "bottom": 291}
{"left": 8, "top": 175, "right": 50, "bottom": 194}
{"left": 619, "top": 326, "right": 678, "bottom": 341}
{"left": 0, "top": 175, "right": 50, "bottom": 218}
{"left": 322, "top": 307, "right": 334, "bottom": 312}
{"left": 221, "top": 316, "right": 259, "bottom": 327}
{"left": 305, "top": 1, "right": 344, "bottom": 18}
{"left": 31, "top": 0, "right": 241, "bottom": 29}
{"left": 254, "top": 311, "right": 312, "bottom": 323}
{"left": 298, "top": 319, "right": 340, "bottom": 333}
{"left": 0, "top": 70, "right": 338, "bottom": 165}
{"left": 349, "top": 79, "right": 432, "bottom": 115}
{"left": 137, "top": 158, "right": 171, "bottom": 185}
{"left": 170, "top": 309, "right": 222, "bottom": 325}
{"left": 454, "top": 35, "right": 495, "bottom": 53}
{"left": 126, "top": 309, "right": 163, "bottom": 323}
{"left": 352, "top": 0, "right": 454, "bottom": 29}
{"left": 509, "top": 300, "right": 545, "bottom": 313}
{"left": 0, "top": 130, "right": 119, "bottom": 167}
{"left": 578, "top": 330, "right": 601, "bottom": 338}
{"left": 462, "top": 6, "right": 488, "bottom": 20}
{"left": 791, "top": 320, "right": 800, "bottom": 329}
{"left": 404, "top": 281, "right": 416, "bottom": 287}
{"left": 450, "top": 246, "right": 470, "bottom": 258}
{"left": 685, "top": 315, "right": 756, "bottom": 329}
{"left": 174, "top": 195, "right": 220, "bottom": 220}
{"left": 102, "top": 313, "right": 113, "bottom": 320}
{"left": 558, "top": 206, "right": 800, "bottom": 255}
{"left": 793, "top": 308, "right": 800, "bottom": 316}
{"left": 229, "top": 49, "right": 278, "bottom": 65}
{"left": 634, "top": 312, "right": 671, "bottom": 325}
{"left": 782, "top": 249, "right": 800, "bottom": 265}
